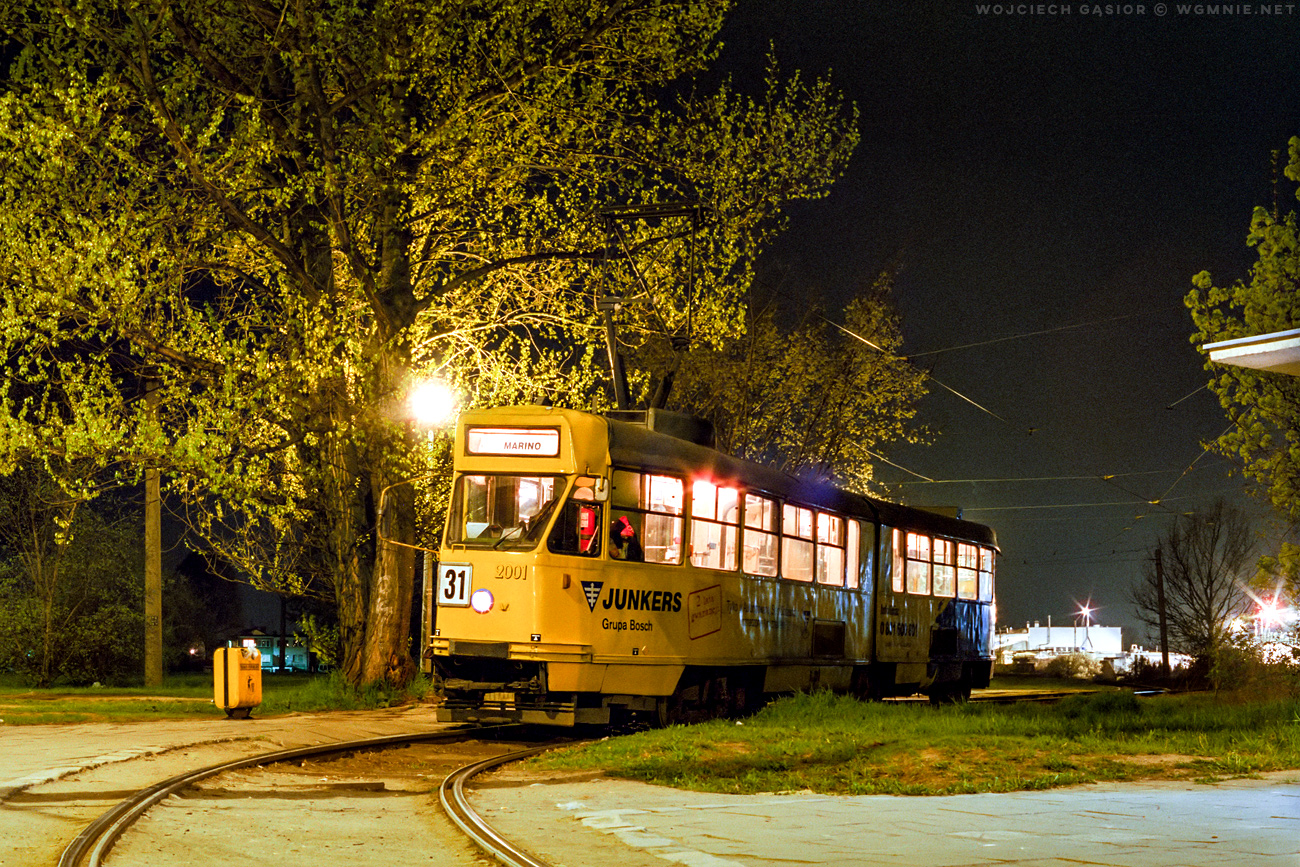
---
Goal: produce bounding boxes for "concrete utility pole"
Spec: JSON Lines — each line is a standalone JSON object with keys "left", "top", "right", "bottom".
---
{"left": 144, "top": 382, "right": 163, "bottom": 687}
{"left": 421, "top": 552, "right": 435, "bottom": 675}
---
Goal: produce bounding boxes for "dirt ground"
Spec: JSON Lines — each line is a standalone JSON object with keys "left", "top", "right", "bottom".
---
{"left": 103, "top": 741, "right": 507, "bottom": 867}
{"left": 0, "top": 710, "right": 567, "bottom": 867}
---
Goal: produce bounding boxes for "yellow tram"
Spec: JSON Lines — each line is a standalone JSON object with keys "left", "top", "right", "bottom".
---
{"left": 430, "top": 406, "right": 997, "bottom": 726}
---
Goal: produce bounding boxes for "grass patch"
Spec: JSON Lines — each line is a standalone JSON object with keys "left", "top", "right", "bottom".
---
{"left": 0, "top": 671, "right": 434, "bottom": 724}
{"left": 534, "top": 690, "right": 1300, "bottom": 796}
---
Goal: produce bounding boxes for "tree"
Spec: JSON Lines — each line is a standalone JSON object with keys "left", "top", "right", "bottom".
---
{"left": 0, "top": 464, "right": 144, "bottom": 686}
{"left": 1129, "top": 500, "right": 1254, "bottom": 661}
{"left": 1187, "top": 140, "right": 1300, "bottom": 596}
{"left": 637, "top": 270, "right": 927, "bottom": 492}
{"left": 164, "top": 550, "right": 244, "bottom": 671}
{"left": 0, "top": 2, "right": 857, "bottom": 686}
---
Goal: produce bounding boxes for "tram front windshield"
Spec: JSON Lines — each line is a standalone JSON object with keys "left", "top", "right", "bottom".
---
{"left": 447, "top": 474, "right": 562, "bottom": 550}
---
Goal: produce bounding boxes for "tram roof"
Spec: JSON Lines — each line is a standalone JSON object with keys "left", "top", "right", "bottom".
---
{"left": 605, "top": 416, "right": 998, "bottom": 549}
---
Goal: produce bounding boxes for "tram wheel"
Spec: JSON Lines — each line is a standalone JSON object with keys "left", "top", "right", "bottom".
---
{"left": 655, "top": 693, "right": 685, "bottom": 728}
{"left": 850, "top": 667, "right": 883, "bottom": 702}
{"left": 928, "top": 675, "right": 972, "bottom": 706}
{"left": 655, "top": 674, "right": 742, "bottom": 727}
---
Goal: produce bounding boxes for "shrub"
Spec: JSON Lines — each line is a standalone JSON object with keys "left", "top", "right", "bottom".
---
{"left": 1045, "top": 653, "right": 1101, "bottom": 680}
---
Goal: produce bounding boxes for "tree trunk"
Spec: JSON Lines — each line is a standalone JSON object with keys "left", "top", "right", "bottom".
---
{"left": 329, "top": 350, "right": 420, "bottom": 688}
{"left": 360, "top": 462, "right": 417, "bottom": 685}
{"left": 324, "top": 374, "right": 373, "bottom": 687}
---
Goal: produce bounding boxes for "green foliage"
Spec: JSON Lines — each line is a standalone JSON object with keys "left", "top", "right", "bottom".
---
{"left": 0, "top": 465, "right": 145, "bottom": 686}
{"left": 1211, "top": 630, "right": 1300, "bottom": 699}
{"left": 295, "top": 614, "right": 342, "bottom": 671}
{"left": 0, "top": 670, "right": 432, "bottom": 721}
{"left": 534, "top": 690, "right": 1300, "bottom": 796}
{"left": 162, "top": 552, "right": 243, "bottom": 671}
{"left": 261, "top": 670, "right": 434, "bottom": 714}
{"left": 1055, "top": 689, "right": 1141, "bottom": 720}
{"left": 0, "top": 1, "right": 858, "bottom": 687}
{"left": 641, "top": 270, "right": 926, "bottom": 491}
{"left": 1187, "top": 145, "right": 1300, "bottom": 529}
{"left": 1045, "top": 653, "right": 1102, "bottom": 681}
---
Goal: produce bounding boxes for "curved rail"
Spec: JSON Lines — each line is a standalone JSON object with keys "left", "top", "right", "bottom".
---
{"left": 439, "top": 745, "right": 558, "bottom": 867}
{"left": 59, "top": 727, "right": 517, "bottom": 867}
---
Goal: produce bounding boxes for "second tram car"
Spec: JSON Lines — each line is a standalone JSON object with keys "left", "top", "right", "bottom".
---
{"left": 430, "top": 406, "right": 997, "bottom": 726}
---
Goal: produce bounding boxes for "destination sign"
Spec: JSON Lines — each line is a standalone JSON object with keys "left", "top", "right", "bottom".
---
{"left": 466, "top": 427, "right": 560, "bottom": 457}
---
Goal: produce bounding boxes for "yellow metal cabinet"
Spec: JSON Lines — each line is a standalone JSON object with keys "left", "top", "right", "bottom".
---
{"left": 214, "top": 647, "right": 262, "bottom": 718}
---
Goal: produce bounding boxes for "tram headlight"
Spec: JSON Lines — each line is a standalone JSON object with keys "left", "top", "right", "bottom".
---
{"left": 470, "top": 588, "right": 494, "bottom": 614}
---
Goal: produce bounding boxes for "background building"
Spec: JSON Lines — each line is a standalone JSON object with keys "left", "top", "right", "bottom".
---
{"left": 995, "top": 621, "right": 1123, "bottom": 662}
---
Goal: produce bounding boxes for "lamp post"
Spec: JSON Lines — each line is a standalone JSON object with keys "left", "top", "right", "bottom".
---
{"left": 1076, "top": 604, "right": 1092, "bottom": 653}
{"left": 387, "top": 376, "right": 459, "bottom": 674}
{"left": 144, "top": 378, "right": 163, "bottom": 687}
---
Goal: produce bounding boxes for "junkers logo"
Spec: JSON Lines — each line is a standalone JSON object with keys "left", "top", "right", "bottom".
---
{"left": 581, "top": 581, "right": 604, "bottom": 612}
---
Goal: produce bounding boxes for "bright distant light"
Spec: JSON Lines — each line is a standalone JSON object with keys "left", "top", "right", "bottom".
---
{"left": 1078, "top": 604, "right": 1092, "bottom": 622}
{"left": 408, "top": 378, "right": 458, "bottom": 426}
{"left": 1258, "top": 598, "right": 1295, "bottom": 629}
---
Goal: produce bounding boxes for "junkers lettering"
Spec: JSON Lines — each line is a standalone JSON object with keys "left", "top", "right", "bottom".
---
{"left": 601, "top": 587, "right": 683, "bottom": 613}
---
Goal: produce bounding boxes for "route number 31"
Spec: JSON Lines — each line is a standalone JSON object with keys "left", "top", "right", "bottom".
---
{"left": 439, "top": 564, "right": 472, "bottom": 606}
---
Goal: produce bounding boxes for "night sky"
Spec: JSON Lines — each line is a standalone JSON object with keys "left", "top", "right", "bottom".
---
{"left": 717, "top": 1, "right": 1300, "bottom": 642}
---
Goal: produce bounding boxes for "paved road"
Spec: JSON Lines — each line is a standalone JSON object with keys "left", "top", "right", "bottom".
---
{"left": 4, "top": 710, "right": 1299, "bottom": 866}
{"left": 1, "top": 706, "right": 449, "bottom": 800}
{"left": 0, "top": 706, "right": 451, "bottom": 867}
{"left": 474, "top": 769, "right": 1300, "bottom": 867}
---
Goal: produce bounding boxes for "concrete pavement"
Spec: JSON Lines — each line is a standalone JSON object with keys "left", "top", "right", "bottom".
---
{"left": 0, "top": 705, "right": 448, "bottom": 800}
{"left": 4, "top": 709, "right": 1299, "bottom": 866}
{"left": 473, "top": 769, "right": 1300, "bottom": 866}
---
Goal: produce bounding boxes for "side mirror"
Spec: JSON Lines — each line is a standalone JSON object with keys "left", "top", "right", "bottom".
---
{"left": 577, "top": 475, "right": 610, "bottom": 502}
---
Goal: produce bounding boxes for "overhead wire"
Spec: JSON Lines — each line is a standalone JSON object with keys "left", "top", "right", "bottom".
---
{"left": 893, "top": 468, "right": 1202, "bottom": 485}
{"left": 822, "top": 315, "right": 1019, "bottom": 428}
{"left": 822, "top": 313, "right": 1225, "bottom": 543}
{"left": 905, "top": 313, "right": 1138, "bottom": 358}
{"left": 850, "top": 442, "right": 935, "bottom": 482}
{"left": 962, "top": 495, "right": 1196, "bottom": 513}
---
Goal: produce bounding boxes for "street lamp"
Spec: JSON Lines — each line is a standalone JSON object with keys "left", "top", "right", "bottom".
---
{"left": 407, "top": 377, "right": 459, "bottom": 427}
{"left": 1075, "top": 603, "right": 1093, "bottom": 653}
{"left": 393, "top": 376, "right": 460, "bottom": 673}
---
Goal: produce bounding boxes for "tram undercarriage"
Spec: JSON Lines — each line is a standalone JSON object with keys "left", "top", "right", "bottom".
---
{"left": 432, "top": 651, "right": 992, "bottom": 727}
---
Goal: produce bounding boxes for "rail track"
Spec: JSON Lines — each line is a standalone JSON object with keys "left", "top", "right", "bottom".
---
{"left": 58, "top": 725, "right": 564, "bottom": 867}
{"left": 56, "top": 688, "right": 1121, "bottom": 867}
{"left": 439, "top": 744, "right": 558, "bottom": 867}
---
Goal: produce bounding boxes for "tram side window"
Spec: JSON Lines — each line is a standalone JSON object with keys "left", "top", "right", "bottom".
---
{"left": 547, "top": 500, "right": 602, "bottom": 557}
{"left": 609, "top": 470, "right": 684, "bottom": 565}
{"left": 891, "top": 528, "right": 905, "bottom": 592}
{"left": 815, "top": 512, "right": 845, "bottom": 586}
{"left": 957, "top": 543, "right": 979, "bottom": 600}
{"left": 845, "top": 520, "right": 861, "bottom": 590}
{"left": 932, "top": 538, "right": 955, "bottom": 597}
{"left": 979, "top": 547, "right": 995, "bottom": 602}
{"left": 742, "top": 493, "right": 778, "bottom": 576}
{"left": 905, "top": 532, "right": 931, "bottom": 595}
{"left": 690, "top": 480, "right": 739, "bottom": 571}
{"left": 781, "top": 503, "right": 815, "bottom": 582}
{"left": 642, "top": 474, "right": 684, "bottom": 564}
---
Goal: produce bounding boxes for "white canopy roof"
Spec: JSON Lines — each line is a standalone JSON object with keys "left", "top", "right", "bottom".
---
{"left": 1204, "top": 328, "right": 1300, "bottom": 377}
